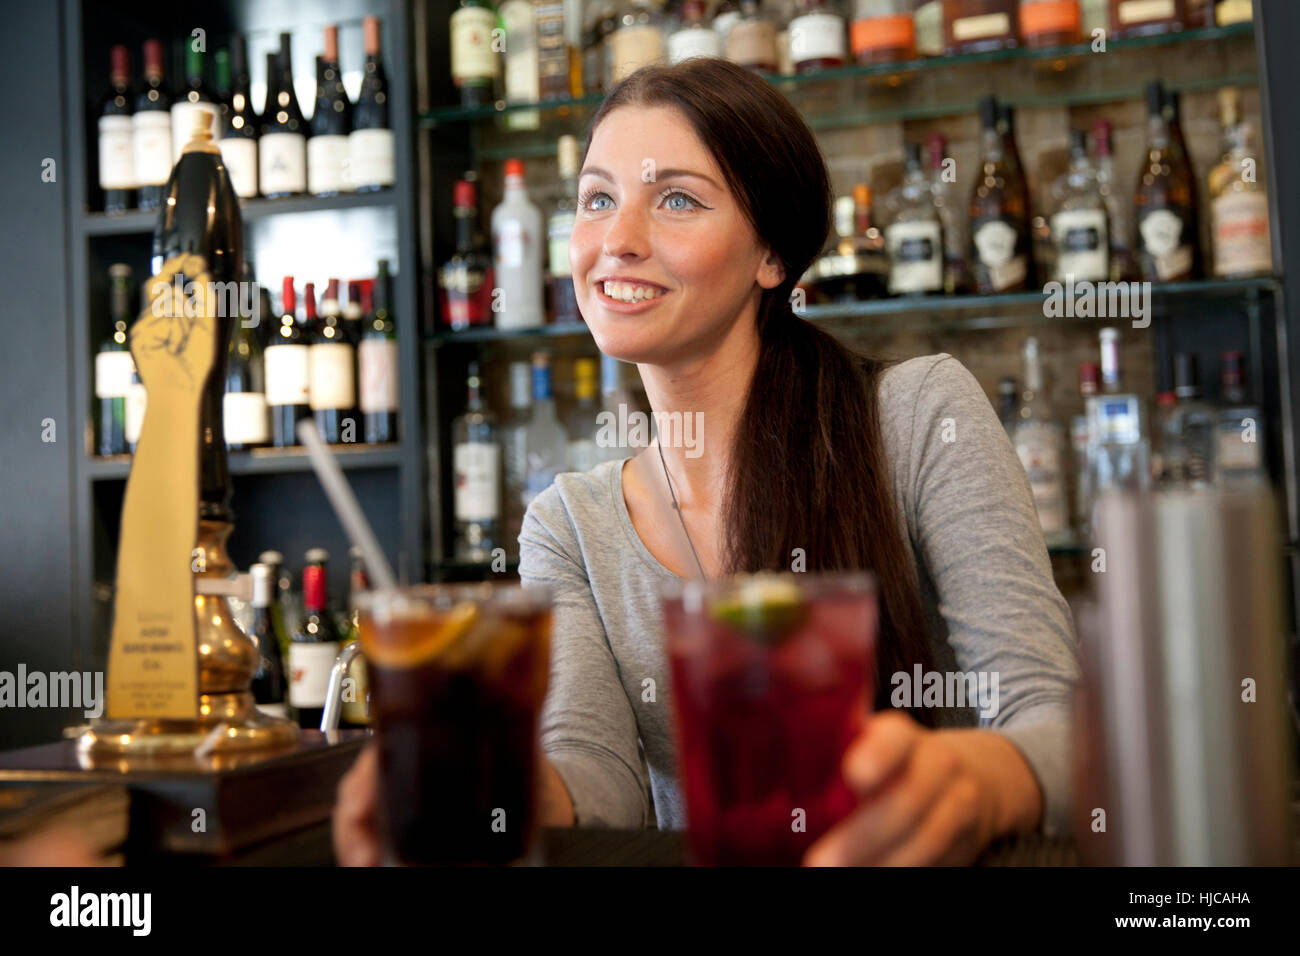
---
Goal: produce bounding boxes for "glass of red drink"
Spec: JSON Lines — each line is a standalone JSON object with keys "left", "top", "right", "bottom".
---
{"left": 662, "top": 571, "right": 877, "bottom": 866}
{"left": 357, "top": 582, "right": 552, "bottom": 866}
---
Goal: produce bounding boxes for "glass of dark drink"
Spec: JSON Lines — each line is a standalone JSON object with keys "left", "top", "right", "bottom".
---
{"left": 661, "top": 572, "right": 877, "bottom": 866}
{"left": 357, "top": 583, "right": 552, "bottom": 866}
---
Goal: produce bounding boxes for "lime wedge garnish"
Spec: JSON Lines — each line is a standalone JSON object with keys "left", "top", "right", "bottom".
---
{"left": 708, "top": 575, "right": 808, "bottom": 645}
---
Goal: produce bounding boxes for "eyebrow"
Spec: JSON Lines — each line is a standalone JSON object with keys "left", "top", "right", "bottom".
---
{"left": 579, "top": 165, "right": 722, "bottom": 191}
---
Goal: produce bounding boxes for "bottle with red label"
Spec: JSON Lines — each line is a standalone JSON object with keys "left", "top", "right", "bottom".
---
{"left": 360, "top": 263, "right": 400, "bottom": 443}
{"left": 289, "top": 549, "right": 341, "bottom": 730}
{"left": 440, "top": 177, "right": 494, "bottom": 330}
{"left": 790, "top": 0, "right": 848, "bottom": 73}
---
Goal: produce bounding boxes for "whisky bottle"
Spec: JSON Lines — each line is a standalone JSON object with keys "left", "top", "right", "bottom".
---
{"left": 1134, "top": 82, "right": 1197, "bottom": 283}
{"left": 1209, "top": 87, "right": 1272, "bottom": 279}
{"left": 970, "top": 96, "right": 1031, "bottom": 293}
{"left": 885, "top": 144, "right": 946, "bottom": 296}
{"left": 1048, "top": 129, "right": 1110, "bottom": 283}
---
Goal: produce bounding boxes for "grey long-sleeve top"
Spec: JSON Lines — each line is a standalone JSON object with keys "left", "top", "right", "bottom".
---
{"left": 518, "top": 353, "right": 1081, "bottom": 837}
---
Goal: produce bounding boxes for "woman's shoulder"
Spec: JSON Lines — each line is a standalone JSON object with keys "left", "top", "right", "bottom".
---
{"left": 875, "top": 352, "right": 989, "bottom": 431}
{"left": 522, "top": 458, "right": 626, "bottom": 541}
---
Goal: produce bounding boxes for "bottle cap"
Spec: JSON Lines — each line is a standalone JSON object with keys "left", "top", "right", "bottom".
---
{"left": 305, "top": 548, "right": 330, "bottom": 564}
{"left": 110, "top": 45, "right": 130, "bottom": 83}
{"left": 505, "top": 158, "right": 525, "bottom": 180}
{"left": 109, "top": 263, "right": 132, "bottom": 280}
{"left": 259, "top": 549, "right": 284, "bottom": 566}
{"left": 281, "top": 277, "right": 296, "bottom": 314}
{"left": 853, "top": 183, "right": 870, "bottom": 207}
{"left": 1156, "top": 390, "right": 1178, "bottom": 408}
{"left": 250, "top": 563, "right": 274, "bottom": 607}
{"left": 453, "top": 178, "right": 477, "bottom": 208}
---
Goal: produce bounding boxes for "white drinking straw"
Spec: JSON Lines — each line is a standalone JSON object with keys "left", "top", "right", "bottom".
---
{"left": 296, "top": 418, "right": 398, "bottom": 591}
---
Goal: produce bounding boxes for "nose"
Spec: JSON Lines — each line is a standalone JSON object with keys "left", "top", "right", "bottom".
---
{"left": 599, "top": 200, "right": 652, "bottom": 262}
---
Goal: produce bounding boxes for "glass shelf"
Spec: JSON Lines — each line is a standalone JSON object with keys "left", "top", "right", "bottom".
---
{"left": 81, "top": 189, "right": 399, "bottom": 237}
{"left": 86, "top": 442, "right": 403, "bottom": 481}
{"left": 425, "top": 277, "right": 1278, "bottom": 346}
{"left": 420, "top": 23, "right": 1258, "bottom": 158}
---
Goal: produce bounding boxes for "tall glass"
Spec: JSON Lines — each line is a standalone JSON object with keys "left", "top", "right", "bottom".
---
{"left": 357, "top": 583, "right": 552, "bottom": 866}
{"left": 662, "top": 572, "right": 877, "bottom": 865}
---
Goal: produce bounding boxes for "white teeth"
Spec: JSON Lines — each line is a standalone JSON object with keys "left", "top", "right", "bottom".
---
{"left": 602, "top": 281, "right": 665, "bottom": 303}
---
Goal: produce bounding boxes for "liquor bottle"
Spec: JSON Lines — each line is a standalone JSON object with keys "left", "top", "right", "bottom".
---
{"left": 451, "top": 0, "right": 499, "bottom": 108}
{"left": 670, "top": 0, "right": 723, "bottom": 62}
{"left": 98, "top": 45, "right": 135, "bottom": 213}
{"left": 712, "top": 0, "right": 744, "bottom": 40}
{"left": 213, "top": 49, "right": 233, "bottom": 131}
{"left": 1215, "top": 0, "right": 1253, "bottom": 26}
{"left": 1049, "top": 129, "right": 1110, "bottom": 283}
{"left": 248, "top": 561, "right": 288, "bottom": 719}
{"left": 502, "top": 361, "right": 533, "bottom": 559}
{"left": 454, "top": 362, "right": 501, "bottom": 562}
{"left": 998, "top": 103, "right": 1036, "bottom": 285}
{"left": 1087, "top": 327, "right": 1150, "bottom": 497}
{"left": 224, "top": 261, "right": 269, "bottom": 451}
{"left": 1215, "top": 350, "right": 1265, "bottom": 489}
{"left": 1072, "top": 361, "right": 1099, "bottom": 541}
{"left": 289, "top": 549, "right": 341, "bottom": 729}
{"left": 850, "top": 0, "right": 916, "bottom": 63}
{"left": 351, "top": 16, "right": 395, "bottom": 191}
{"left": 790, "top": 0, "right": 847, "bottom": 72}
{"left": 1161, "top": 87, "right": 1202, "bottom": 274}
{"left": 523, "top": 351, "right": 570, "bottom": 510}
{"left": 549, "top": 135, "right": 582, "bottom": 325}
{"left": 943, "top": 0, "right": 1020, "bottom": 54}
{"left": 500, "top": 0, "right": 542, "bottom": 131}
{"left": 609, "top": 0, "right": 666, "bottom": 86}
{"left": 1149, "top": 389, "right": 1179, "bottom": 486}
{"left": 307, "top": 280, "right": 357, "bottom": 444}
{"left": 309, "top": 28, "right": 353, "bottom": 197}
{"left": 584, "top": 2, "right": 618, "bottom": 94}
{"left": 338, "top": 546, "right": 371, "bottom": 727}
{"left": 817, "top": 187, "right": 888, "bottom": 300}
{"left": 536, "top": 0, "right": 572, "bottom": 99}
{"left": 259, "top": 549, "right": 299, "bottom": 660}
{"left": 727, "top": 0, "right": 779, "bottom": 70}
{"left": 1092, "top": 118, "right": 1130, "bottom": 281}
{"left": 1108, "top": 0, "right": 1186, "bottom": 39}
{"left": 567, "top": 358, "right": 602, "bottom": 471}
{"left": 914, "top": 0, "right": 946, "bottom": 55}
{"left": 1209, "top": 87, "right": 1272, "bottom": 279}
{"left": 132, "top": 39, "right": 173, "bottom": 212}
{"left": 1013, "top": 338, "right": 1071, "bottom": 546}
{"left": 361, "top": 263, "right": 400, "bottom": 444}
{"left": 441, "top": 179, "right": 494, "bottom": 330}
{"left": 492, "top": 159, "right": 545, "bottom": 330}
{"left": 998, "top": 375, "right": 1019, "bottom": 435}
{"left": 970, "top": 97, "right": 1031, "bottom": 293}
{"left": 1019, "top": 0, "right": 1081, "bottom": 47}
{"left": 1135, "top": 82, "right": 1197, "bottom": 283}
{"left": 883, "top": 144, "right": 945, "bottom": 296}
{"left": 927, "top": 133, "right": 966, "bottom": 294}
{"left": 265, "top": 277, "right": 310, "bottom": 447}
{"left": 1157, "top": 353, "right": 1216, "bottom": 488}
{"left": 96, "top": 264, "right": 134, "bottom": 456}
{"left": 217, "top": 36, "right": 258, "bottom": 199}
{"left": 171, "top": 45, "right": 220, "bottom": 164}
{"left": 260, "top": 34, "right": 308, "bottom": 197}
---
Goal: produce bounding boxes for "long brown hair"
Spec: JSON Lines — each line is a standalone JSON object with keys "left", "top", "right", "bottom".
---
{"left": 586, "top": 59, "right": 936, "bottom": 723}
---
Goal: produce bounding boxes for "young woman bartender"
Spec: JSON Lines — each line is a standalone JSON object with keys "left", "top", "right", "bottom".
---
{"left": 334, "top": 57, "right": 1079, "bottom": 866}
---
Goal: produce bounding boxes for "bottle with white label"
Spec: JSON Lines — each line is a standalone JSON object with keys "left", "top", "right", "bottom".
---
{"left": 309, "top": 27, "right": 353, "bottom": 196}
{"left": 360, "top": 261, "right": 400, "bottom": 444}
{"left": 1209, "top": 87, "right": 1272, "bottom": 279}
{"left": 265, "top": 276, "right": 311, "bottom": 447}
{"left": 492, "top": 158, "right": 545, "bottom": 329}
{"left": 609, "top": 0, "right": 666, "bottom": 85}
{"left": 1013, "top": 337, "right": 1071, "bottom": 547}
{"left": 451, "top": 0, "right": 499, "bottom": 108}
{"left": 351, "top": 16, "right": 396, "bottom": 190}
{"left": 96, "top": 264, "right": 134, "bottom": 456}
{"left": 1135, "top": 81, "right": 1197, "bottom": 283}
{"left": 1215, "top": 350, "right": 1265, "bottom": 489}
{"left": 133, "top": 39, "right": 173, "bottom": 211}
{"left": 670, "top": 0, "right": 723, "bottom": 62}
{"left": 98, "top": 46, "right": 135, "bottom": 213}
{"left": 290, "top": 550, "right": 341, "bottom": 730}
{"left": 970, "top": 96, "right": 1031, "bottom": 293}
{"left": 790, "top": 0, "right": 847, "bottom": 73}
{"left": 260, "top": 35, "right": 308, "bottom": 198}
{"left": 224, "top": 261, "right": 269, "bottom": 451}
{"left": 454, "top": 361, "right": 501, "bottom": 562}
{"left": 500, "top": 0, "right": 541, "bottom": 131}
{"left": 171, "top": 45, "right": 221, "bottom": 164}
{"left": 548, "top": 135, "right": 581, "bottom": 324}
{"left": 217, "top": 36, "right": 258, "bottom": 199}
{"left": 1049, "top": 129, "right": 1110, "bottom": 283}
{"left": 884, "top": 144, "right": 945, "bottom": 296}
{"left": 306, "top": 280, "right": 358, "bottom": 444}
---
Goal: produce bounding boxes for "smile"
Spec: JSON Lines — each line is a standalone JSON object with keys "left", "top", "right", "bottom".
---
{"left": 595, "top": 281, "right": 671, "bottom": 312}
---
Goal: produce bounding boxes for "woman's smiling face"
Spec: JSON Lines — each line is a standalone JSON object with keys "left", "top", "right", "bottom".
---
{"left": 570, "top": 104, "right": 785, "bottom": 367}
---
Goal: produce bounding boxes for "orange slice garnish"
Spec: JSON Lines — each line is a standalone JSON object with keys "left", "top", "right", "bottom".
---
{"left": 361, "top": 601, "right": 479, "bottom": 668}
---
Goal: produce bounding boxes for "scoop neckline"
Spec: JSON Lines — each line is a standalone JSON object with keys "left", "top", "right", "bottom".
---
{"left": 608, "top": 455, "right": 684, "bottom": 582}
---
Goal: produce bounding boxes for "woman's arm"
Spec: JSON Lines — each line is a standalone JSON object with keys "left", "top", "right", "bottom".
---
{"left": 519, "top": 482, "right": 652, "bottom": 828}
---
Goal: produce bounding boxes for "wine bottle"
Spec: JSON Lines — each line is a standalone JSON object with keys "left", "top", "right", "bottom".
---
{"left": 219, "top": 34, "right": 259, "bottom": 199}
{"left": 454, "top": 361, "right": 501, "bottom": 561}
{"left": 308, "top": 279, "right": 358, "bottom": 444}
{"left": 970, "top": 96, "right": 1031, "bottom": 294}
{"left": 132, "top": 39, "right": 173, "bottom": 212}
{"left": 343, "top": 279, "right": 365, "bottom": 347}
{"left": 149, "top": 108, "right": 244, "bottom": 522}
{"left": 289, "top": 549, "right": 341, "bottom": 730}
{"left": 350, "top": 15, "right": 395, "bottom": 191}
{"left": 451, "top": 0, "right": 498, "bottom": 108}
{"left": 440, "top": 178, "right": 494, "bottom": 329}
{"left": 338, "top": 547, "right": 371, "bottom": 728}
{"left": 308, "top": 26, "right": 353, "bottom": 196}
{"left": 265, "top": 276, "right": 310, "bottom": 447}
{"left": 1135, "top": 82, "right": 1197, "bottom": 282}
{"left": 260, "top": 33, "right": 308, "bottom": 198}
{"left": 98, "top": 45, "right": 135, "bottom": 213}
{"left": 249, "top": 561, "right": 288, "bottom": 718}
{"left": 224, "top": 260, "right": 269, "bottom": 451}
{"left": 360, "top": 263, "right": 400, "bottom": 444}
{"left": 96, "top": 264, "right": 133, "bottom": 456}
{"left": 171, "top": 43, "right": 220, "bottom": 164}
{"left": 548, "top": 135, "right": 581, "bottom": 324}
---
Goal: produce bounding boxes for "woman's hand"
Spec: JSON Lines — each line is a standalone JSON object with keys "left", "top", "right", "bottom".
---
{"left": 803, "top": 711, "right": 1043, "bottom": 866}
{"left": 332, "top": 745, "right": 382, "bottom": 867}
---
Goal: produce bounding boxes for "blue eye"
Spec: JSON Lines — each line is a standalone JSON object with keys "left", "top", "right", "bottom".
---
{"left": 663, "top": 190, "right": 700, "bottom": 211}
{"left": 577, "top": 188, "right": 706, "bottom": 213}
{"left": 579, "top": 189, "right": 611, "bottom": 211}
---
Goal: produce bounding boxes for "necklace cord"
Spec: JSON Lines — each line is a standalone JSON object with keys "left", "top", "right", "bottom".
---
{"left": 656, "top": 437, "right": 709, "bottom": 582}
